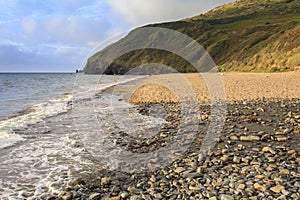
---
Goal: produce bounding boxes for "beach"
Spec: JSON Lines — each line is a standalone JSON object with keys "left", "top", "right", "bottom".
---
{"left": 111, "top": 72, "right": 300, "bottom": 104}
{"left": 58, "top": 72, "right": 300, "bottom": 199}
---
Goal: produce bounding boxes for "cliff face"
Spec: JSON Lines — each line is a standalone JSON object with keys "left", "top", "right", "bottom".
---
{"left": 85, "top": 0, "right": 300, "bottom": 74}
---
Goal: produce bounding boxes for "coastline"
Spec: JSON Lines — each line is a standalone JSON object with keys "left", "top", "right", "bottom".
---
{"left": 108, "top": 71, "right": 300, "bottom": 104}
{"left": 129, "top": 71, "right": 300, "bottom": 104}
{"left": 59, "top": 72, "right": 300, "bottom": 199}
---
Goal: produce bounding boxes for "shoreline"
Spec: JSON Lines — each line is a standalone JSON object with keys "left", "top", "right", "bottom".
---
{"left": 59, "top": 72, "right": 300, "bottom": 199}
{"left": 61, "top": 98, "right": 300, "bottom": 199}
{"left": 106, "top": 71, "right": 300, "bottom": 104}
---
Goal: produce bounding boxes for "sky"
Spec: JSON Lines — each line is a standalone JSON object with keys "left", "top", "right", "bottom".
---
{"left": 0, "top": 0, "right": 235, "bottom": 72}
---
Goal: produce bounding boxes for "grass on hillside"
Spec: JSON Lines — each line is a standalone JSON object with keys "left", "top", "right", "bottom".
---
{"left": 86, "top": 0, "right": 300, "bottom": 74}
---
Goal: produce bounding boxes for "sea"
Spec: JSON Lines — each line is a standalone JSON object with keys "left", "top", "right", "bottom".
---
{"left": 0, "top": 73, "right": 144, "bottom": 199}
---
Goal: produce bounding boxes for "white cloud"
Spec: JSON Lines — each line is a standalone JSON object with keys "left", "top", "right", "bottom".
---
{"left": 0, "top": 19, "right": 19, "bottom": 25}
{"left": 107, "top": 0, "right": 235, "bottom": 26}
{"left": 22, "top": 18, "right": 37, "bottom": 37}
{"left": 43, "top": 15, "right": 113, "bottom": 46}
{"left": 0, "top": 0, "right": 236, "bottom": 71}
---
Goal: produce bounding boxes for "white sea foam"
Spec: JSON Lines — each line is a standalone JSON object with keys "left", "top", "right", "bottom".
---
{"left": 0, "top": 129, "right": 23, "bottom": 149}
{"left": 0, "top": 75, "right": 145, "bottom": 199}
{"left": 0, "top": 75, "right": 144, "bottom": 150}
{"left": 0, "top": 94, "right": 73, "bottom": 149}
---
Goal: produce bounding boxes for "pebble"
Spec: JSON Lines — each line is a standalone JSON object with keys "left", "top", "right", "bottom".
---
{"left": 230, "top": 135, "right": 239, "bottom": 141}
{"left": 256, "top": 175, "right": 265, "bottom": 179}
{"left": 253, "top": 183, "right": 266, "bottom": 192}
{"left": 88, "top": 193, "right": 101, "bottom": 200}
{"left": 237, "top": 184, "right": 246, "bottom": 190}
{"left": 174, "top": 167, "right": 185, "bottom": 174}
{"left": 276, "top": 136, "right": 288, "bottom": 142}
{"left": 261, "top": 134, "right": 271, "bottom": 141}
{"left": 233, "top": 156, "right": 240, "bottom": 163}
{"left": 276, "top": 195, "right": 287, "bottom": 200}
{"left": 212, "top": 178, "right": 223, "bottom": 187}
{"left": 270, "top": 185, "right": 285, "bottom": 193}
{"left": 153, "top": 193, "right": 162, "bottom": 199}
{"left": 279, "top": 168, "right": 290, "bottom": 175}
{"left": 241, "top": 158, "right": 249, "bottom": 163}
{"left": 240, "top": 135, "right": 260, "bottom": 141}
{"left": 61, "top": 193, "right": 72, "bottom": 200}
{"left": 262, "top": 146, "right": 276, "bottom": 154}
{"left": 68, "top": 178, "right": 83, "bottom": 187}
{"left": 120, "top": 192, "right": 129, "bottom": 198}
{"left": 221, "top": 194, "right": 234, "bottom": 200}
{"left": 189, "top": 185, "right": 202, "bottom": 190}
{"left": 57, "top": 99, "right": 300, "bottom": 200}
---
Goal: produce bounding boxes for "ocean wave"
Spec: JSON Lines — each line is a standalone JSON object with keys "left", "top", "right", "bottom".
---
{"left": 0, "top": 75, "right": 144, "bottom": 150}
{"left": 0, "top": 94, "right": 73, "bottom": 149}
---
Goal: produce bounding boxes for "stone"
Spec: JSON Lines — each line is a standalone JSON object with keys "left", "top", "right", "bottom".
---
{"left": 89, "top": 193, "right": 101, "bottom": 200}
{"left": 281, "top": 189, "right": 289, "bottom": 196}
{"left": 233, "top": 156, "right": 240, "bottom": 163}
{"left": 250, "top": 161, "right": 260, "bottom": 166}
{"left": 294, "top": 129, "right": 300, "bottom": 134}
{"left": 101, "top": 177, "right": 111, "bottom": 187}
{"left": 230, "top": 135, "right": 239, "bottom": 141}
{"left": 287, "top": 150, "right": 296, "bottom": 155}
{"left": 130, "top": 195, "right": 138, "bottom": 200}
{"left": 242, "top": 158, "right": 249, "bottom": 163}
{"left": 241, "top": 166, "right": 249, "bottom": 175}
{"left": 253, "top": 183, "right": 266, "bottom": 192}
{"left": 227, "top": 125, "right": 235, "bottom": 129}
{"left": 209, "top": 197, "right": 218, "bottom": 200}
{"left": 221, "top": 195, "right": 234, "bottom": 200}
{"left": 174, "top": 167, "right": 185, "bottom": 174}
{"left": 262, "top": 146, "right": 276, "bottom": 154}
{"left": 266, "top": 164, "right": 276, "bottom": 171}
{"left": 105, "top": 197, "right": 120, "bottom": 200}
{"left": 261, "top": 134, "right": 271, "bottom": 141}
{"left": 279, "top": 169, "right": 289, "bottom": 175}
{"left": 283, "top": 128, "right": 291, "bottom": 134}
{"left": 256, "top": 175, "right": 265, "bottom": 179}
{"left": 61, "top": 193, "right": 72, "bottom": 200}
{"left": 240, "top": 135, "right": 260, "bottom": 141}
{"left": 153, "top": 193, "right": 162, "bottom": 199}
{"left": 249, "top": 197, "right": 258, "bottom": 200}
{"left": 270, "top": 185, "right": 284, "bottom": 193}
{"left": 129, "top": 188, "right": 142, "bottom": 194}
{"left": 237, "top": 144, "right": 245, "bottom": 150}
{"left": 220, "top": 155, "right": 229, "bottom": 162}
{"left": 268, "top": 157, "right": 276, "bottom": 163}
{"left": 257, "top": 107, "right": 265, "bottom": 112}
{"left": 276, "top": 195, "right": 287, "bottom": 200}
{"left": 276, "top": 136, "right": 288, "bottom": 142}
{"left": 198, "top": 153, "right": 206, "bottom": 162}
{"left": 68, "top": 178, "right": 83, "bottom": 186}
{"left": 120, "top": 192, "right": 129, "bottom": 198}
{"left": 237, "top": 184, "right": 246, "bottom": 190}
{"left": 189, "top": 186, "right": 202, "bottom": 190}
{"left": 212, "top": 178, "right": 223, "bottom": 187}
{"left": 274, "top": 178, "right": 283, "bottom": 183}
{"left": 183, "top": 172, "right": 201, "bottom": 179}
{"left": 149, "top": 175, "right": 156, "bottom": 182}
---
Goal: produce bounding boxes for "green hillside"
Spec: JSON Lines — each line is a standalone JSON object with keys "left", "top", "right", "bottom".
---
{"left": 85, "top": 0, "right": 300, "bottom": 74}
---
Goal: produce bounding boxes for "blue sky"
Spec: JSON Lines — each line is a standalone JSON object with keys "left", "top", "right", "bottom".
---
{"left": 0, "top": 0, "right": 234, "bottom": 72}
